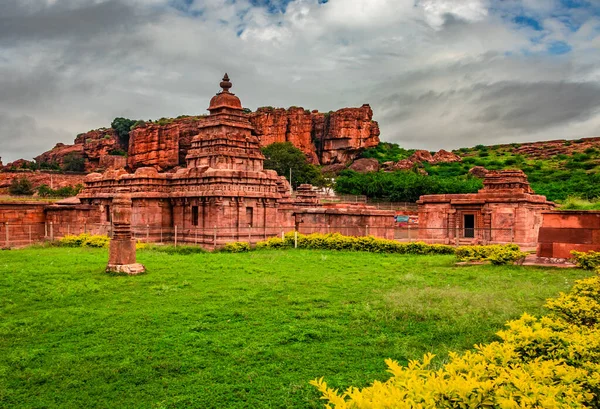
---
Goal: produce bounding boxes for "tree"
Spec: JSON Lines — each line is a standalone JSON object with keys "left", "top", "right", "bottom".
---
{"left": 9, "top": 177, "right": 34, "bottom": 196}
{"left": 111, "top": 117, "right": 138, "bottom": 147}
{"left": 262, "top": 142, "right": 324, "bottom": 189}
{"left": 62, "top": 153, "right": 85, "bottom": 172}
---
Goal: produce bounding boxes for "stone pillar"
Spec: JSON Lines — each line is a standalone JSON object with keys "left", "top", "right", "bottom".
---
{"left": 106, "top": 193, "right": 146, "bottom": 275}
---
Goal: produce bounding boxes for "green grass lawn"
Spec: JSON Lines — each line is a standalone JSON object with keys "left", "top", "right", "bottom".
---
{"left": 0, "top": 247, "right": 589, "bottom": 408}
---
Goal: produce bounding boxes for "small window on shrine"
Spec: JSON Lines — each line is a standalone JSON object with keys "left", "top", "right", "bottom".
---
{"left": 192, "top": 206, "right": 199, "bottom": 226}
{"left": 105, "top": 205, "right": 111, "bottom": 223}
{"left": 246, "top": 207, "right": 253, "bottom": 227}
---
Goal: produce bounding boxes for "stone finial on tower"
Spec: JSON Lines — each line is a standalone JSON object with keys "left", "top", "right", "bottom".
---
{"left": 220, "top": 73, "right": 232, "bottom": 93}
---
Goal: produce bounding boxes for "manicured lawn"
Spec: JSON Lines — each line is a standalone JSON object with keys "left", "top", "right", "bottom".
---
{"left": 0, "top": 247, "right": 589, "bottom": 408}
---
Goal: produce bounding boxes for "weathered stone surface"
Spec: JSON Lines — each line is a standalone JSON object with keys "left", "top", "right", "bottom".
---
{"left": 33, "top": 128, "right": 126, "bottom": 172}
{"left": 417, "top": 170, "right": 555, "bottom": 247}
{"left": 537, "top": 211, "right": 600, "bottom": 258}
{"left": 106, "top": 193, "right": 145, "bottom": 275}
{"left": 411, "top": 150, "right": 435, "bottom": 163}
{"left": 250, "top": 104, "right": 379, "bottom": 165}
{"left": 432, "top": 149, "right": 461, "bottom": 163}
{"left": 380, "top": 149, "right": 462, "bottom": 174}
{"left": 321, "top": 163, "right": 347, "bottom": 175}
{"left": 469, "top": 166, "right": 489, "bottom": 178}
{"left": 3, "top": 159, "right": 35, "bottom": 170}
{"left": 0, "top": 171, "right": 85, "bottom": 193}
{"left": 34, "top": 143, "right": 84, "bottom": 168}
{"left": 348, "top": 158, "right": 380, "bottom": 173}
{"left": 319, "top": 105, "right": 380, "bottom": 165}
{"left": 127, "top": 117, "right": 205, "bottom": 171}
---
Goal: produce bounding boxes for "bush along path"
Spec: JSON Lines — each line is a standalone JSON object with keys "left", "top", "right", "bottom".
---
{"left": 58, "top": 231, "right": 526, "bottom": 266}
{"left": 311, "top": 267, "right": 600, "bottom": 408}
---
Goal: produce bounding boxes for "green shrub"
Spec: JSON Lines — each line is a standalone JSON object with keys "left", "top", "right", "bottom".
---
{"left": 456, "top": 244, "right": 526, "bottom": 265}
{"left": 222, "top": 242, "right": 251, "bottom": 253}
{"left": 58, "top": 233, "right": 109, "bottom": 248}
{"left": 255, "top": 237, "right": 290, "bottom": 250}
{"left": 571, "top": 251, "right": 600, "bottom": 270}
{"left": 313, "top": 270, "right": 600, "bottom": 408}
{"left": 277, "top": 232, "right": 455, "bottom": 255}
{"left": 8, "top": 177, "right": 34, "bottom": 196}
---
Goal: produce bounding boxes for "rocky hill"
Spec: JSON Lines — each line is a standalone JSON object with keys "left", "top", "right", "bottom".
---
{"left": 5, "top": 104, "right": 379, "bottom": 173}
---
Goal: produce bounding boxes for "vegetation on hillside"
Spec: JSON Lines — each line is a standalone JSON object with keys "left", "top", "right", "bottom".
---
{"left": 334, "top": 170, "right": 482, "bottom": 202}
{"left": 353, "top": 141, "right": 600, "bottom": 203}
{"left": 262, "top": 142, "right": 324, "bottom": 188}
{"left": 360, "top": 142, "right": 415, "bottom": 163}
{"left": 110, "top": 117, "right": 138, "bottom": 147}
{"left": 8, "top": 177, "right": 34, "bottom": 196}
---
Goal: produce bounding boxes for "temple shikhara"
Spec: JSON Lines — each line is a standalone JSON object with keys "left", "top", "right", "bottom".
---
{"left": 39, "top": 74, "right": 395, "bottom": 246}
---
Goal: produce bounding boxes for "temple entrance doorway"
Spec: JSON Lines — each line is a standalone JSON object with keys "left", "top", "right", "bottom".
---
{"left": 464, "top": 214, "right": 475, "bottom": 238}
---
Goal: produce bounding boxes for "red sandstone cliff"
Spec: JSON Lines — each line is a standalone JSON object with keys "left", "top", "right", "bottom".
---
{"left": 127, "top": 117, "right": 205, "bottom": 171}
{"left": 34, "top": 128, "right": 127, "bottom": 172}
{"left": 249, "top": 104, "right": 380, "bottom": 165}
{"left": 17, "top": 105, "right": 379, "bottom": 173}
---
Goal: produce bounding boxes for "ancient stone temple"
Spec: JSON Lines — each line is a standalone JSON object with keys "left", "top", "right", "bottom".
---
{"left": 417, "top": 170, "right": 555, "bottom": 247}
{"left": 40, "top": 74, "right": 394, "bottom": 246}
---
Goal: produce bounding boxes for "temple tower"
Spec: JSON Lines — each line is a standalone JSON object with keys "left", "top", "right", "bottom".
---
{"left": 185, "top": 74, "right": 265, "bottom": 172}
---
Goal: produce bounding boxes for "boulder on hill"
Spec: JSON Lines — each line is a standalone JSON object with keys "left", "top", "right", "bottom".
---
{"left": 348, "top": 158, "right": 380, "bottom": 173}
{"left": 469, "top": 166, "right": 489, "bottom": 178}
{"left": 410, "top": 150, "right": 434, "bottom": 163}
{"left": 432, "top": 149, "right": 461, "bottom": 163}
{"left": 321, "top": 163, "right": 347, "bottom": 175}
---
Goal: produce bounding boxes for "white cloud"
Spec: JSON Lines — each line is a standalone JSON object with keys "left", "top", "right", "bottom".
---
{"left": 0, "top": 0, "right": 599, "bottom": 162}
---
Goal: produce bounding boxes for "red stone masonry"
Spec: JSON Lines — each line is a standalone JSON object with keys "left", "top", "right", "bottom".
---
{"left": 417, "top": 170, "right": 555, "bottom": 247}
{"left": 537, "top": 211, "right": 600, "bottom": 258}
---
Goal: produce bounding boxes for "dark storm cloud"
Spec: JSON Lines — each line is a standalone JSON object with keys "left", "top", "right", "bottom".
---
{"left": 474, "top": 81, "right": 600, "bottom": 131}
{"left": 0, "top": 112, "right": 70, "bottom": 162}
{"left": 0, "top": 0, "right": 146, "bottom": 43}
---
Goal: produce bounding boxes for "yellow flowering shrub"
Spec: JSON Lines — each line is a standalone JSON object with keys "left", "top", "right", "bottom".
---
{"left": 312, "top": 272, "right": 600, "bottom": 408}
{"left": 456, "top": 244, "right": 527, "bottom": 265}
{"left": 571, "top": 251, "right": 600, "bottom": 270}
{"left": 58, "top": 233, "right": 110, "bottom": 248}
{"left": 268, "top": 232, "right": 455, "bottom": 255}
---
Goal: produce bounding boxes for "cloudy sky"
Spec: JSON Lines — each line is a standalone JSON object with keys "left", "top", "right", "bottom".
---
{"left": 1, "top": 0, "right": 600, "bottom": 162}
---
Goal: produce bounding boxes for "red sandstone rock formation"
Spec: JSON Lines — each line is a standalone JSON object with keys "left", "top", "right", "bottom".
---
{"left": 432, "top": 149, "right": 461, "bottom": 163}
{"left": 34, "top": 143, "right": 84, "bottom": 167}
{"left": 410, "top": 150, "right": 434, "bottom": 163}
{"left": 348, "top": 158, "right": 380, "bottom": 173}
{"left": 249, "top": 104, "right": 379, "bottom": 165}
{"left": 469, "top": 166, "right": 489, "bottom": 178}
{"left": 33, "top": 128, "right": 127, "bottom": 172}
{"left": 127, "top": 117, "right": 206, "bottom": 171}
{"left": 0, "top": 171, "right": 86, "bottom": 193}
{"left": 3, "top": 159, "right": 35, "bottom": 170}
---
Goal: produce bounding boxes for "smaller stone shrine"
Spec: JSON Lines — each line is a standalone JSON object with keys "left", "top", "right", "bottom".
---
{"left": 106, "top": 193, "right": 146, "bottom": 274}
{"left": 417, "top": 170, "right": 555, "bottom": 247}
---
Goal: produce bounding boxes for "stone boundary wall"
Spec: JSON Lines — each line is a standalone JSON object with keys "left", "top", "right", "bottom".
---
{"left": 0, "top": 171, "right": 86, "bottom": 194}
{"left": 0, "top": 202, "right": 48, "bottom": 247}
{"left": 293, "top": 207, "right": 396, "bottom": 239}
{"left": 537, "top": 211, "right": 600, "bottom": 258}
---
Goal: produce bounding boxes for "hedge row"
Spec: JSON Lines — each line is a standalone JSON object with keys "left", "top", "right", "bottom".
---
{"left": 58, "top": 233, "right": 110, "bottom": 248}
{"left": 254, "top": 232, "right": 455, "bottom": 255}
{"left": 456, "top": 244, "right": 529, "bottom": 265}
{"left": 312, "top": 269, "right": 600, "bottom": 408}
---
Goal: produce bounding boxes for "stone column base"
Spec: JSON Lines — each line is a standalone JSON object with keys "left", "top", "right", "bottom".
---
{"left": 106, "top": 263, "right": 146, "bottom": 275}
